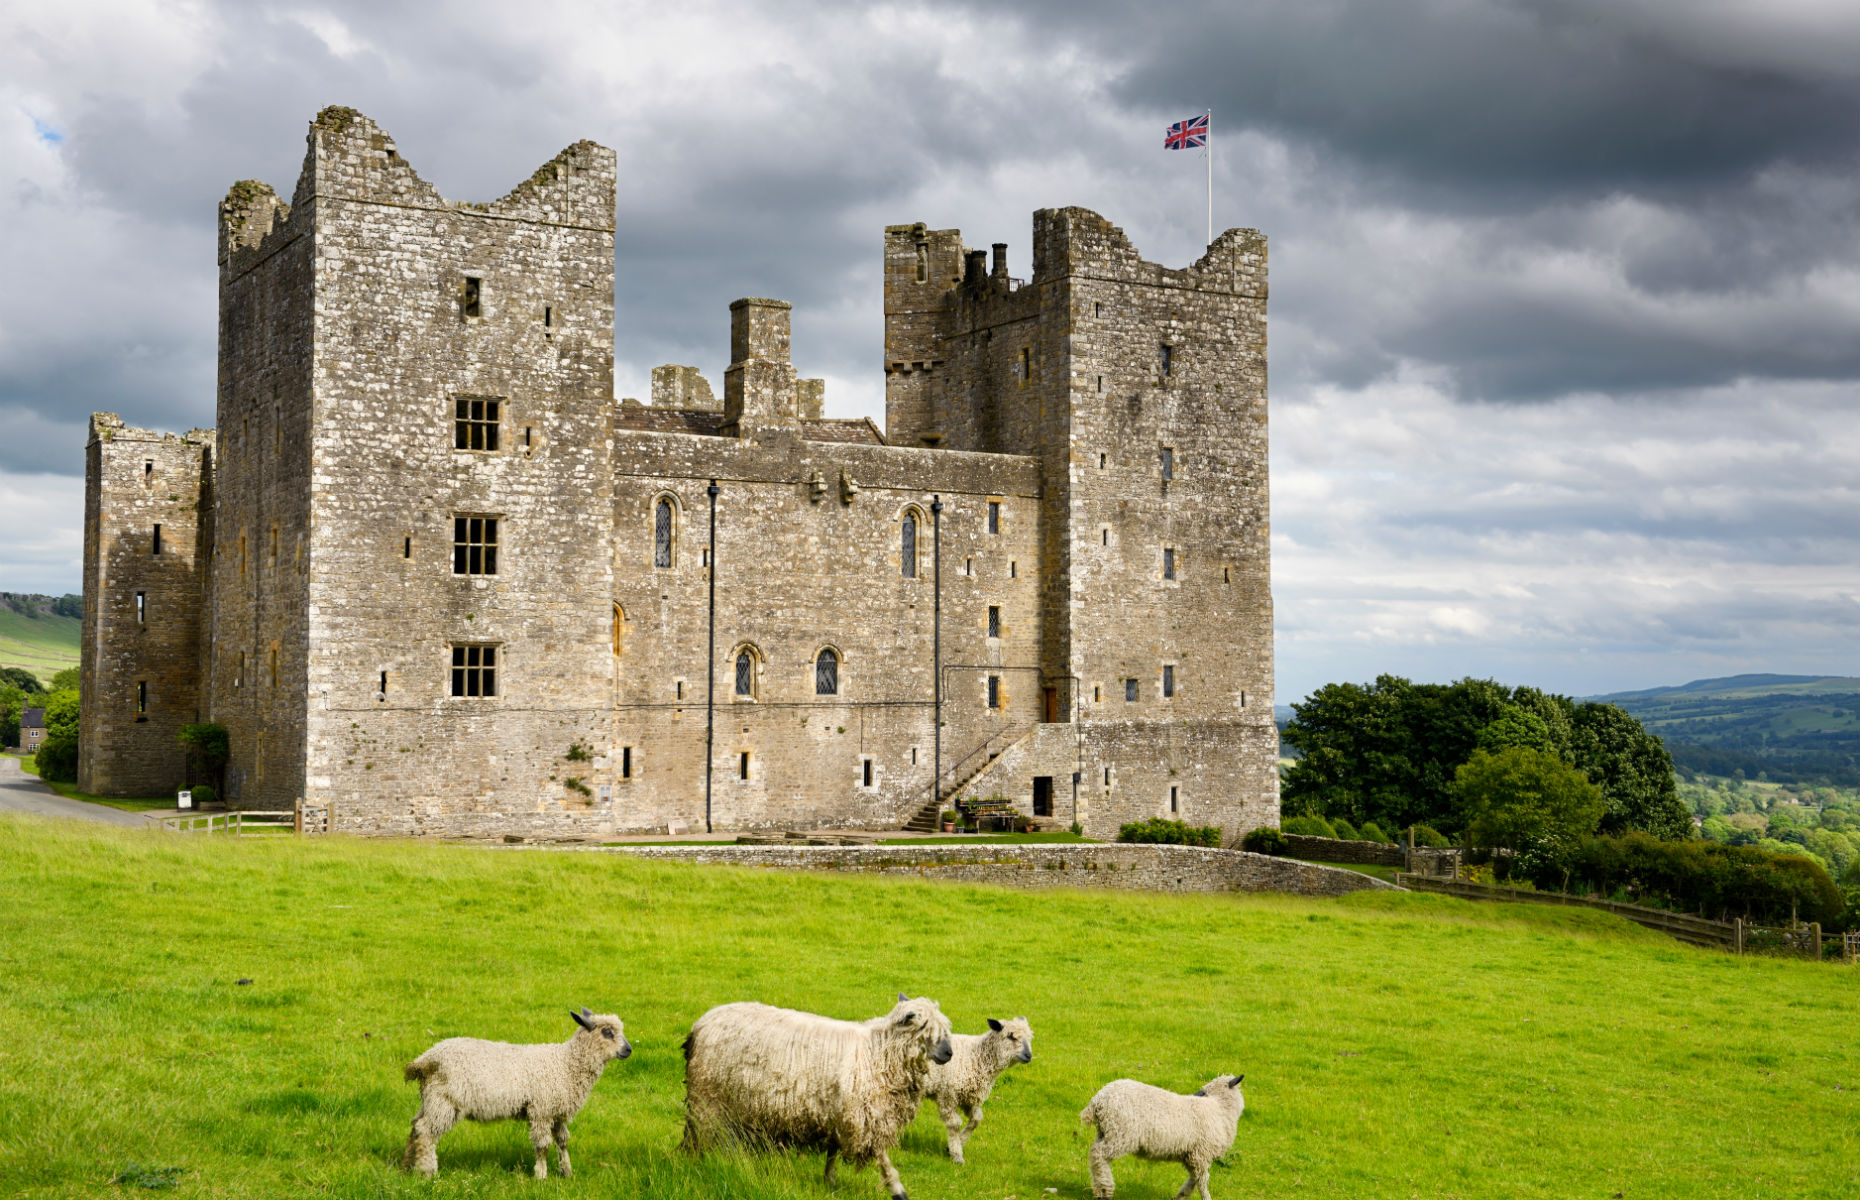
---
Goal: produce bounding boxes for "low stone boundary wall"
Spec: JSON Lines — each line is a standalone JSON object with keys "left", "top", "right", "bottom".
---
{"left": 1283, "top": 833, "right": 1405, "bottom": 865}
{"left": 590, "top": 843, "right": 1398, "bottom": 897}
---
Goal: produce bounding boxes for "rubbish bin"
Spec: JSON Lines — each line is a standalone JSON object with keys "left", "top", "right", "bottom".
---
{"left": 177, "top": 788, "right": 193, "bottom": 810}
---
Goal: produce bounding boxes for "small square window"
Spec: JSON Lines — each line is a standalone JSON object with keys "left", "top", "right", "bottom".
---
{"left": 451, "top": 644, "right": 497, "bottom": 697}
{"left": 987, "top": 606, "right": 1000, "bottom": 639}
{"left": 455, "top": 398, "right": 501, "bottom": 451}
{"left": 1125, "top": 678, "right": 1138, "bottom": 702}
{"left": 1163, "top": 664, "right": 1176, "bottom": 697}
{"left": 453, "top": 516, "right": 499, "bottom": 575}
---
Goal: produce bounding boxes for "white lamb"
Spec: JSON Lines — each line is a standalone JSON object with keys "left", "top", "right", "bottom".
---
{"left": 1079, "top": 1073, "right": 1246, "bottom": 1200}
{"left": 681, "top": 993, "right": 953, "bottom": 1200}
{"left": 402, "top": 1007, "right": 632, "bottom": 1179}
{"left": 922, "top": 1016, "right": 1033, "bottom": 1163}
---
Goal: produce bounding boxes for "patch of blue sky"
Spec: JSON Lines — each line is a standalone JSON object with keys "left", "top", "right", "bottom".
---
{"left": 31, "top": 116, "right": 64, "bottom": 145}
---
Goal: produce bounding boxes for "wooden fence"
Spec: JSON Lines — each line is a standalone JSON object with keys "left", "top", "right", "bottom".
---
{"left": 1397, "top": 873, "right": 1856, "bottom": 961}
{"left": 153, "top": 810, "right": 298, "bottom": 836}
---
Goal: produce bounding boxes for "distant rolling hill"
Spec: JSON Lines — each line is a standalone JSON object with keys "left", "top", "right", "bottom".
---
{"left": 1593, "top": 675, "right": 1859, "bottom": 786}
{"left": 0, "top": 605, "right": 80, "bottom": 687}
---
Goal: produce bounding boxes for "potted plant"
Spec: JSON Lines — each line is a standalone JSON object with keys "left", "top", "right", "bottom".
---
{"left": 940, "top": 808, "right": 959, "bottom": 833}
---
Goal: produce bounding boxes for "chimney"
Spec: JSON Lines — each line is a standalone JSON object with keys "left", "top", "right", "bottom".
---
{"left": 964, "top": 250, "right": 988, "bottom": 289}
{"left": 723, "top": 298, "right": 799, "bottom": 436}
{"left": 991, "top": 243, "right": 1009, "bottom": 282}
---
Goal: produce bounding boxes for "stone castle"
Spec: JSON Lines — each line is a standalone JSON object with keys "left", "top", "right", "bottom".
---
{"left": 79, "top": 107, "right": 1277, "bottom": 840}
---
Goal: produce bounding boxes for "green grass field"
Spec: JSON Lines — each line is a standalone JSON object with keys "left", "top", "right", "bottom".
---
{"left": 0, "top": 817, "right": 1854, "bottom": 1199}
{"left": 0, "top": 606, "right": 79, "bottom": 685}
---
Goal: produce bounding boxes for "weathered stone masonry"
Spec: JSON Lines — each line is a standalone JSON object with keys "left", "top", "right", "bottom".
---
{"left": 80, "top": 107, "right": 1278, "bottom": 841}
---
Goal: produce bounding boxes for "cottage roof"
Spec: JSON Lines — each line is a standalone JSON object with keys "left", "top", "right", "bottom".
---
{"left": 21, "top": 707, "right": 45, "bottom": 729}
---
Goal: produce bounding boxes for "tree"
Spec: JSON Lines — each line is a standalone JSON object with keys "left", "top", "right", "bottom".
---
{"left": 1568, "top": 702, "right": 1692, "bottom": 840}
{"left": 178, "top": 723, "right": 231, "bottom": 795}
{"left": 47, "top": 667, "right": 79, "bottom": 693}
{"left": 35, "top": 689, "right": 80, "bottom": 783}
{"left": 0, "top": 667, "right": 45, "bottom": 695}
{"left": 1453, "top": 747, "right": 1604, "bottom": 882}
{"left": 0, "top": 683, "right": 23, "bottom": 749}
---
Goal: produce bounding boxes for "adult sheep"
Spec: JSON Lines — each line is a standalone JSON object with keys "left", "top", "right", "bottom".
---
{"left": 923, "top": 1016, "right": 1033, "bottom": 1163}
{"left": 403, "top": 1007, "right": 632, "bottom": 1179}
{"left": 681, "top": 993, "right": 953, "bottom": 1200}
{"left": 1079, "top": 1073, "right": 1245, "bottom": 1200}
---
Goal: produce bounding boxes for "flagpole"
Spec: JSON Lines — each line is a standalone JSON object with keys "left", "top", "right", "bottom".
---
{"left": 1205, "top": 107, "right": 1212, "bottom": 247}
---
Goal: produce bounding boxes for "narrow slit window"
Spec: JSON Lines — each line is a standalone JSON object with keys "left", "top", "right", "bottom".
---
{"left": 268, "top": 646, "right": 278, "bottom": 689}
{"left": 1170, "top": 785, "right": 1179, "bottom": 813}
{"left": 1096, "top": 375, "right": 1104, "bottom": 393}
{"left": 1223, "top": 566, "right": 1230, "bottom": 583}
{"left": 450, "top": 644, "right": 497, "bottom": 697}
{"left": 404, "top": 537, "right": 411, "bottom": 559}
{"left": 238, "top": 534, "right": 247, "bottom": 580}
{"left": 1160, "top": 447, "right": 1174, "bottom": 480}
{"left": 379, "top": 670, "right": 388, "bottom": 697}
{"left": 269, "top": 526, "right": 278, "bottom": 565}
{"left": 1017, "top": 346, "right": 1030, "bottom": 385}
{"left": 987, "top": 606, "right": 1000, "bottom": 639}
{"left": 1093, "top": 301, "right": 1103, "bottom": 318}
{"left": 1163, "top": 664, "right": 1176, "bottom": 697}
{"left": 453, "top": 516, "right": 499, "bottom": 575}
{"left": 1125, "top": 678, "right": 1138, "bottom": 702}
{"left": 1099, "top": 452, "right": 1107, "bottom": 468}
{"left": 987, "top": 501, "right": 1000, "bottom": 534}
{"left": 621, "top": 746, "right": 633, "bottom": 779}
{"left": 462, "top": 276, "right": 482, "bottom": 319}
{"left": 135, "top": 592, "right": 146, "bottom": 625}
{"left": 911, "top": 746, "right": 919, "bottom": 765}
{"left": 987, "top": 675, "right": 1001, "bottom": 709}
{"left": 1102, "top": 528, "right": 1109, "bottom": 546}
{"left": 965, "top": 557, "right": 973, "bottom": 576}
{"left": 676, "top": 679, "right": 685, "bottom": 700}
{"left": 654, "top": 499, "right": 673, "bottom": 568}
{"left": 1010, "top": 561, "right": 1017, "bottom": 578}
{"left": 543, "top": 305, "right": 553, "bottom": 328}
{"left": 863, "top": 759, "right": 874, "bottom": 787}
{"left": 815, "top": 649, "right": 839, "bottom": 695}
{"left": 1104, "top": 766, "right": 1112, "bottom": 785}
{"left": 901, "top": 513, "right": 917, "bottom": 578}
{"left": 1093, "top": 684, "right": 1102, "bottom": 703}
{"left": 1160, "top": 344, "right": 1173, "bottom": 375}
{"left": 235, "top": 652, "right": 245, "bottom": 689}
{"left": 136, "top": 680, "right": 147, "bottom": 715}
{"left": 739, "top": 751, "right": 751, "bottom": 780}
{"left": 455, "top": 398, "right": 500, "bottom": 451}
{"left": 151, "top": 524, "right": 162, "bottom": 556}
{"left": 1163, "top": 547, "right": 1176, "bottom": 580}
{"left": 915, "top": 243, "right": 928, "bottom": 283}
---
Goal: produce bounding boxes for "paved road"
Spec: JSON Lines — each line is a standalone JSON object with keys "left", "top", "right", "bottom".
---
{"left": 0, "top": 756, "right": 153, "bottom": 827}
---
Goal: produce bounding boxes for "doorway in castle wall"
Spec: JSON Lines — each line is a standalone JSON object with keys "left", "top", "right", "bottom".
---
{"left": 1032, "top": 776, "right": 1053, "bottom": 818}
{"left": 1043, "top": 687, "right": 1058, "bottom": 723}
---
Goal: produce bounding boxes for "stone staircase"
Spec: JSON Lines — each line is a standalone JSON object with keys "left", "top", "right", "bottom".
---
{"left": 901, "top": 726, "right": 1031, "bottom": 831}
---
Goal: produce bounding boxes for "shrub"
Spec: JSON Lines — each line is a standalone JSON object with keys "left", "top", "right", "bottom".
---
{"left": 1117, "top": 818, "right": 1221, "bottom": 847}
{"left": 1280, "top": 814, "right": 1335, "bottom": 838}
{"left": 1517, "top": 832, "right": 1845, "bottom": 927}
{"left": 1328, "top": 817, "right": 1360, "bottom": 841}
{"left": 940, "top": 809, "right": 959, "bottom": 824}
{"left": 1357, "top": 821, "right": 1392, "bottom": 844}
{"left": 189, "top": 785, "right": 215, "bottom": 807}
{"left": 1410, "top": 824, "right": 1451, "bottom": 848}
{"left": 1241, "top": 827, "right": 1288, "bottom": 856}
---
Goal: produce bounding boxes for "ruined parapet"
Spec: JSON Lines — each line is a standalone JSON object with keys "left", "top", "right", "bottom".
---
{"left": 651, "top": 365, "right": 720, "bottom": 411}
{"left": 882, "top": 223, "right": 965, "bottom": 446}
{"left": 723, "top": 298, "right": 799, "bottom": 436}
{"left": 796, "top": 378, "right": 826, "bottom": 420}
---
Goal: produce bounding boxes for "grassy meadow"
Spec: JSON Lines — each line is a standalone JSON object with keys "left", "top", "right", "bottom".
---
{"left": 0, "top": 816, "right": 1854, "bottom": 1199}
{"left": 0, "top": 605, "right": 79, "bottom": 686}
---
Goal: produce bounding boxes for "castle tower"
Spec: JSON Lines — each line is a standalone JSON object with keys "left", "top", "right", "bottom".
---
{"left": 883, "top": 209, "right": 1276, "bottom": 837}
{"left": 78, "top": 416, "right": 214, "bottom": 794}
{"left": 212, "top": 107, "right": 618, "bottom": 822}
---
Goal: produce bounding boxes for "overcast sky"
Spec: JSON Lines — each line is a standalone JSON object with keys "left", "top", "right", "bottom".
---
{"left": 2, "top": 0, "right": 1854, "bottom": 701}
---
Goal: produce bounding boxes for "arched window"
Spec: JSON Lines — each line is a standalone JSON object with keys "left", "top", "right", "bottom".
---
{"left": 815, "top": 648, "right": 839, "bottom": 695}
{"left": 900, "top": 512, "right": 917, "bottom": 579}
{"left": 735, "top": 648, "right": 757, "bottom": 698}
{"left": 611, "top": 603, "right": 625, "bottom": 657}
{"left": 654, "top": 498, "right": 674, "bottom": 568}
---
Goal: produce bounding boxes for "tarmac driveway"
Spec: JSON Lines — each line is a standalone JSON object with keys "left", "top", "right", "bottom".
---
{"left": 0, "top": 756, "right": 153, "bottom": 827}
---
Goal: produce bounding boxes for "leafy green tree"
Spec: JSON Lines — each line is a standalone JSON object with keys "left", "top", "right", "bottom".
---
{"left": 1567, "top": 702, "right": 1691, "bottom": 839}
{"left": 47, "top": 667, "right": 79, "bottom": 693}
{"left": 1, "top": 683, "right": 23, "bottom": 749}
{"left": 0, "top": 667, "right": 45, "bottom": 695}
{"left": 35, "top": 689, "right": 80, "bottom": 783}
{"left": 1454, "top": 747, "right": 1604, "bottom": 881}
{"left": 178, "top": 723, "right": 231, "bottom": 794}
{"left": 1475, "top": 704, "right": 1557, "bottom": 756}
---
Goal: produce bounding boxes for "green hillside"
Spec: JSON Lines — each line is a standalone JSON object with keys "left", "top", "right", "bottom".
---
{"left": 1595, "top": 675, "right": 1860, "bottom": 786}
{"left": 0, "top": 605, "right": 80, "bottom": 686}
{"left": 1, "top": 817, "right": 1854, "bottom": 1199}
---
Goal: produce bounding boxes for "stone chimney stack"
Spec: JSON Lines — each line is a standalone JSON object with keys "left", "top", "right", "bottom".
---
{"left": 724, "top": 297, "right": 799, "bottom": 435}
{"left": 991, "top": 242, "right": 1009, "bottom": 282}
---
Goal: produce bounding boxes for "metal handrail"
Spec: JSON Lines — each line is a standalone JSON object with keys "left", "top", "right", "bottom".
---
{"left": 907, "top": 725, "right": 1030, "bottom": 821}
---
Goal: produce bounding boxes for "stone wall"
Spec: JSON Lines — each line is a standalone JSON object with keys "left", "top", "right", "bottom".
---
{"left": 588, "top": 842, "right": 1397, "bottom": 897}
{"left": 1282, "top": 833, "right": 1406, "bottom": 866}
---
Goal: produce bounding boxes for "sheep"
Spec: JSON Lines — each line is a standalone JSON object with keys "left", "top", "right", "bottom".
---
{"left": 402, "top": 1007, "right": 632, "bottom": 1179}
{"left": 1078, "top": 1073, "right": 1245, "bottom": 1200}
{"left": 681, "top": 992, "right": 953, "bottom": 1200}
{"left": 922, "top": 1016, "right": 1033, "bottom": 1163}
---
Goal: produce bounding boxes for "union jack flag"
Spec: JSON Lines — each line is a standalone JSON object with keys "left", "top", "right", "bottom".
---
{"left": 1164, "top": 113, "right": 1208, "bottom": 150}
